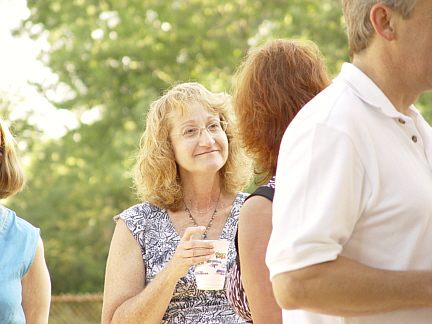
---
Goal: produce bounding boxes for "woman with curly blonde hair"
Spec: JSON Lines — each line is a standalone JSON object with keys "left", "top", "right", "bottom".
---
{"left": 103, "top": 82, "right": 252, "bottom": 324}
{"left": 226, "top": 39, "right": 331, "bottom": 323}
{"left": 0, "top": 117, "right": 51, "bottom": 323}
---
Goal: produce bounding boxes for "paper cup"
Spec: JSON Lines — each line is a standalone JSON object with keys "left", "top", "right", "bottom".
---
{"left": 194, "top": 240, "right": 230, "bottom": 290}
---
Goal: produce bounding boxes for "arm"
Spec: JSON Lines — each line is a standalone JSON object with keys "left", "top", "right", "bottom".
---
{"left": 272, "top": 256, "right": 432, "bottom": 316}
{"left": 238, "top": 196, "right": 282, "bottom": 323}
{"left": 21, "top": 237, "right": 51, "bottom": 324}
{"left": 102, "top": 220, "right": 214, "bottom": 324}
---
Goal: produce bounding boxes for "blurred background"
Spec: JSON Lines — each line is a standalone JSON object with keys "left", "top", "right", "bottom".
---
{"left": 1, "top": 0, "right": 431, "bottom": 321}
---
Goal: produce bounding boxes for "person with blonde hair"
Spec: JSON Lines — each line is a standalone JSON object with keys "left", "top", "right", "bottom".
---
{"left": 266, "top": 0, "right": 432, "bottom": 323}
{"left": 225, "top": 38, "right": 330, "bottom": 323}
{"left": 102, "top": 82, "right": 252, "bottom": 323}
{"left": 0, "top": 117, "right": 51, "bottom": 323}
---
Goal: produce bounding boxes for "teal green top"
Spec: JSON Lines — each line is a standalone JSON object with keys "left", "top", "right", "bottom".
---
{"left": 0, "top": 206, "right": 39, "bottom": 323}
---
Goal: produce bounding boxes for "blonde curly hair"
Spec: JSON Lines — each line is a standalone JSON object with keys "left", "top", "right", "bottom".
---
{"left": 134, "top": 82, "right": 252, "bottom": 210}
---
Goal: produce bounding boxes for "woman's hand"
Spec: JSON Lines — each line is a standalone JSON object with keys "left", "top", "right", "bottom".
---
{"left": 168, "top": 226, "right": 215, "bottom": 278}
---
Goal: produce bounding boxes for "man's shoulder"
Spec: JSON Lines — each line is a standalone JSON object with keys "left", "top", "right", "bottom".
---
{"left": 308, "top": 80, "right": 353, "bottom": 106}
{"left": 293, "top": 80, "right": 363, "bottom": 126}
{"left": 302, "top": 62, "right": 378, "bottom": 113}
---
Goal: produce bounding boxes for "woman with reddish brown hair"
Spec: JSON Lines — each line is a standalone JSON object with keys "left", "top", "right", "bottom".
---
{"left": 226, "top": 39, "right": 331, "bottom": 323}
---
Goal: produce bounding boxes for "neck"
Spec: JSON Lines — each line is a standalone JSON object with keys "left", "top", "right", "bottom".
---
{"left": 184, "top": 187, "right": 221, "bottom": 214}
{"left": 353, "top": 52, "right": 418, "bottom": 116}
{"left": 181, "top": 174, "right": 222, "bottom": 212}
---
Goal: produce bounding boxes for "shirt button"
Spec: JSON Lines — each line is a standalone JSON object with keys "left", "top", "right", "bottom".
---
{"left": 412, "top": 136, "right": 417, "bottom": 143}
{"left": 398, "top": 118, "right": 406, "bottom": 124}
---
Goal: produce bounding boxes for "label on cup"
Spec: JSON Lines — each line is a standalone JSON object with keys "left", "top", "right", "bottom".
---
{"left": 194, "top": 240, "right": 230, "bottom": 290}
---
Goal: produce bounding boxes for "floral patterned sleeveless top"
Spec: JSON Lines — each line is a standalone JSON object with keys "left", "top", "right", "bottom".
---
{"left": 117, "top": 192, "right": 248, "bottom": 324}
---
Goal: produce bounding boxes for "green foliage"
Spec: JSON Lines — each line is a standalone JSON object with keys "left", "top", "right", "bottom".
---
{"left": 417, "top": 92, "right": 432, "bottom": 125}
{"left": 8, "top": 0, "right": 431, "bottom": 294}
{"left": 10, "top": 119, "right": 141, "bottom": 293}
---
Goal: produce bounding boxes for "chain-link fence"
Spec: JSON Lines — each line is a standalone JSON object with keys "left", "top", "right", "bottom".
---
{"left": 49, "top": 293, "right": 103, "bottom": 324}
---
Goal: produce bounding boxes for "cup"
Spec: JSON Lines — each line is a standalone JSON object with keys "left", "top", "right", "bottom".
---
{"left": 194, "top": 240, "right": 230, "bottom": 290}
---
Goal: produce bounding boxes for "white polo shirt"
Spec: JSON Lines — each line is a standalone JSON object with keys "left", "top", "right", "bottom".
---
{"left": 266, "top": 63, "right": 432, "bottom": 323}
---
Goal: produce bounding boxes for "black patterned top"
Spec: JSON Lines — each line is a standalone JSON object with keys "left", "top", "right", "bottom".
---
{"left": 117, "top": 192, "right": 249, "bottom": 324}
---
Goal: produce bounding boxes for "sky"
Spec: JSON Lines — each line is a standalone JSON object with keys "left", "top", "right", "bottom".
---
{"left": 0, "top": 0, "right": 78, "bottom": 139}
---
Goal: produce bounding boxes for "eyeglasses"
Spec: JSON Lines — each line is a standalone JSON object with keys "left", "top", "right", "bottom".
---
{"left": 173, "top": 121, "right": 228, "bottom": 141}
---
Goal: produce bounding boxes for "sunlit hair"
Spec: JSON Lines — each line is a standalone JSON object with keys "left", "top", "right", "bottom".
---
{"left": 0, "top": 117, "right": 26, "bottom": 199}
{"left": 232, "top": 39, "right": 331, "bottom": 185}
{"left": 342, "top": 0, "right": 419, "bottom": 59}
{"left": 134, "top": 82, "right": 252, "bottom": 210}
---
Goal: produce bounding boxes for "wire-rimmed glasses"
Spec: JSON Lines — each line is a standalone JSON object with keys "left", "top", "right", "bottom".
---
{"left": 173, "top": 121, "right": 228, "bottom": 141}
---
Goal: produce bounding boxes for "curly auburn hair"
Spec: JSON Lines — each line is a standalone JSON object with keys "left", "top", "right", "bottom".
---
{"left": 232, "top": 39, "right": 331, "bottom": 184}
{"left": 0, "top": 117, "right": 26, "bottom": 199}
{"left": 134, "top": 82, "right": 252, "bottom": 210}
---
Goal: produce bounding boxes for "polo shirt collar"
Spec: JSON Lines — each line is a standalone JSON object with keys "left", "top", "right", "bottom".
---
{"left": 333, "top": 62, "right": 419, "bottom": 119}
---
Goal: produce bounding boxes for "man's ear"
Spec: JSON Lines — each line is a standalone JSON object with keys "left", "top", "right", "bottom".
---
{"left": 370, "top": 3, "right": 396, "bottom": 41}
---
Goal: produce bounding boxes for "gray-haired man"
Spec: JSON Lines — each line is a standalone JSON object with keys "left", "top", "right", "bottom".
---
{"left": 266, "top": 1, "right": 432, "bottom": 323}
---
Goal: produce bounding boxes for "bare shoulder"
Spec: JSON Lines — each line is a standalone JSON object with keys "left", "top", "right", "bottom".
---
{"left": 240, "top": 195, "right": 272, "bottom": 221}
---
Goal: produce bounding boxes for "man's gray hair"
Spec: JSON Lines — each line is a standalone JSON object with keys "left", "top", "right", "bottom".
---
{"left": 342, "top": 0, "right": 419, "bottom": 59}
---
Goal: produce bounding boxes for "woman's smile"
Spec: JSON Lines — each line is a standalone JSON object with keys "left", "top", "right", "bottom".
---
{"left": 196, "top": 149, "right": 218, "bottom": 156}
